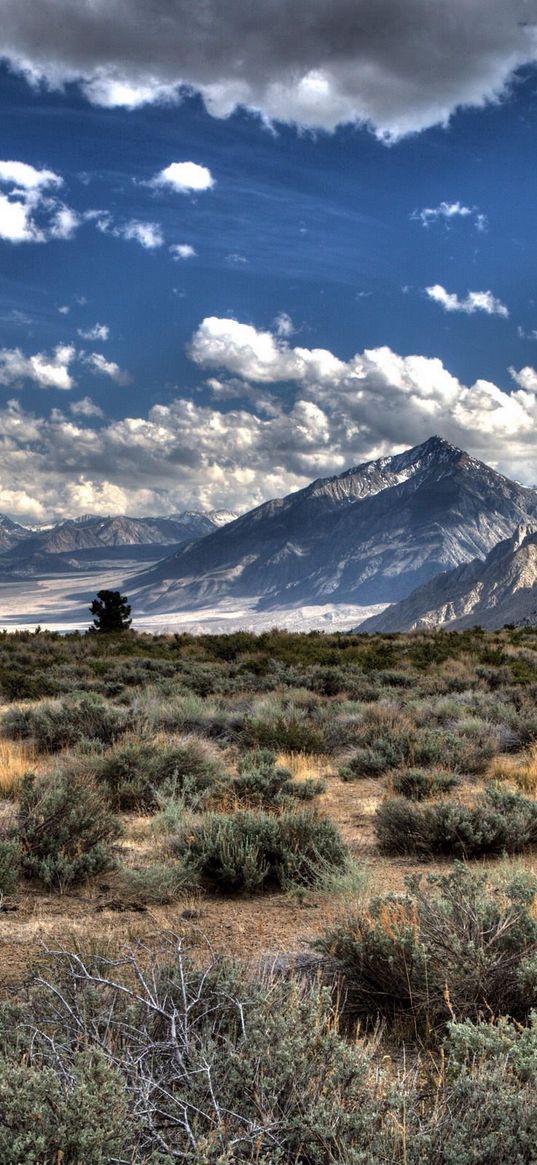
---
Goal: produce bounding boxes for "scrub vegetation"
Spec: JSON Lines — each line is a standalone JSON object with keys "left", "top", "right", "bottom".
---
{"left": 3, "top": 623, "right": 537, "bottom": 1161}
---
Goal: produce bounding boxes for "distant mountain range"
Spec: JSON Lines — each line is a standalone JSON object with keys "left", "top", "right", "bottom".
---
{"left": 4, "top": 437, "right": 537, "bottom": 632}
{"left": 130, "top": 436, "right": 537, "bottom": 616}
{"left": 0, "top": 510, "right": 237, "bottom": 576}
{"left": 359, "top": 522, "right": 537, "bottom": 632}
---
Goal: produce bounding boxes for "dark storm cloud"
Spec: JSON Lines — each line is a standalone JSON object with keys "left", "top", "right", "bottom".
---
{"left": 2, "top": 0, "right": 537, "bottom": 137}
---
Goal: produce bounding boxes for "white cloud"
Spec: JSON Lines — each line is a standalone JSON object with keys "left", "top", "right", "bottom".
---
{"left": 49, "top": 204, "right": 79, "bottom": 239}
{"left": 0, "top": 193, "right": 42, "bottom": 242}
{"left": 425, "top": 284, "right": 509, "bottom": 318}
{"left": 118, "top": 220, "right": 164, "bottom": 249}
{"left": 58, "top": 305, "right": 70, "bottom": 315}
{"left": 170, "top": 243, "right": 197, "bottom": 260}
{"left": 2, "top": 1, "right": 537, "bottom": 139}
{"left": 77, "top": 323, "right": 110, "bottom": 341}
{"left": 69, "top": 396, "right": 104, "bottom": 418}
{"left": 153, "top": 162, "right": 214, "bottom": 193}
{"left": 0, "top": 344, "right": 76, "bottom": 390}
{"left": 0, "top": 160, "right": 78, "bottom": 244}
{"left": 85, "top": 353, "right": 131, "bottom": 384}
{"left": 7, "top": 318, "right": 537, "bottom": 523}
{"left": 414, "top": 201, "right": 487, "bottom": 231}
{"left": 0, "top": 161, "right": 61, "bottom": 190}
{"left": 5, "top": 321, "right": 537, "bottom": 521}
{"left": 274, "top": 312, "right": 295, "bottom": 338}
{"left": 91, "top": 212, "right": 164, "bottom": 249}
{"left": 0, "top": 342, "right": 129, "bottom": 392}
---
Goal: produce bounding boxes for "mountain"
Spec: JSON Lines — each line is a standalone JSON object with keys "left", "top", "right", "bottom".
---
{"left": 358, "top": 523, "right": 537, "bottom": 632}
{"left": 0, "top": 510, "right": 238, "bottom": 576}
{"left": 131, "top": 436, "right": 537, "bottom": 614}
{"left": 0, "top": 514, "right": 30, "bottom": 551}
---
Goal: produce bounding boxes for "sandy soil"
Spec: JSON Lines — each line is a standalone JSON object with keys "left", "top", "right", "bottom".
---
{"left": 3, "top": 770, "right": 530, "bottom": 989}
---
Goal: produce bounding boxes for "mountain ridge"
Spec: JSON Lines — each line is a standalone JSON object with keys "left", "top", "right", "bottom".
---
{"left": 0, "top": 509, "right": 238, "bottom": 576}
{"left": 130, "top": 436, "right": 537, "bottom": 614}
{"left": 358, "top": 522, "right": 537, "bottom": 632}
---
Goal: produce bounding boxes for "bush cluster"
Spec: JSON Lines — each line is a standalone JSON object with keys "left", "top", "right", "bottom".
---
{"left": 180, "top": 808, "right": 349, "bottom": 893}
{"left": 316, "top": 864, "right": 537, "bottom": 1034}
{"left": 16, "top": 770, "right": 121, "bottom": 888}
{"left": 233, "top": 748, "right": 325, "bottom": 807}
{"left": 391, "top": 767, "right": 459, "bottom": 800}
{"left": 94, "top": 734, "right": 226, "bottom": 810}
{"left": 375, "top": 787, "right": 537, "bottom": 858}
{"left": 3, "top": 694, "right": 129, "bottom": 751}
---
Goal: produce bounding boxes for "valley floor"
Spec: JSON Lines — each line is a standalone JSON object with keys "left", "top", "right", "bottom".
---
{"left": 0, "top": 566, "right": 385, "bottom": 631}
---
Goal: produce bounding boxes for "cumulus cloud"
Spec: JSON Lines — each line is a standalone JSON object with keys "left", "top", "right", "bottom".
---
{"left": 0, "top": 343, "right": 130, "bottom": 391}
{"left": 0, "top": 160, "right": 61, "bottom": 190}
{"left": 170, "top": 243, "right": 197, "bottom": 260}
{"left": 153, "top": 162, "right": 214, "bottom": 193}
{"left": 4, "top": 320, "right": 537, "bottom": 521}
{"left": 425, "top": 284, "right": 509, "bottom": 317}
{"left": 69, "top": 396, "right": 104, "bottom": 418}
{"left": 413, "top": 201, "right": 487, "bottom": 231}
{"left": 2, "top": 1, "right": 537, "bottom": 139}
{"left": 77, "top": 323, "right": 110, "bottom": 341}
{"left": 0, "top": 159, "right": 78, "bottom": 243}
{"left": 0, "top": 344, "right": 76, "bottom": 390}
{"left": 84, "top": 353, "right": 131, "bottom": 384}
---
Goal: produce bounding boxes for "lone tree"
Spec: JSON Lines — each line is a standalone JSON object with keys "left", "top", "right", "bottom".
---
{"left": 89, "top": 589, "right": 132, "bottom": 633}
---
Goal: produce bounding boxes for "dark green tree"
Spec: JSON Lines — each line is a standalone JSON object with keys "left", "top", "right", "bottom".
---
{"left": 89, "top": 590, "right": 132, "bottom": 633}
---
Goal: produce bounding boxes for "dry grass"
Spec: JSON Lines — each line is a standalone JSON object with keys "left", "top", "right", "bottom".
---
{"left": 0, "top": 738, "right": 37, "bottom": 799}
{"left": 488, "top": 746, "right": 537, "bottom": 795}
{"left": 277, "top": 750, "right": 331, "bottom": 782}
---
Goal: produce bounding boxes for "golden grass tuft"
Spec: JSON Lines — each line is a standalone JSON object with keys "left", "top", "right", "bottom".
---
{"left": 0, "top": 738, "right": 37, "bottom": 799}
{"left": 277, "top": 750, "right": 330, "bottom": 782}
{"left": 488, "top": 746, "right": 537, "bottom": 795}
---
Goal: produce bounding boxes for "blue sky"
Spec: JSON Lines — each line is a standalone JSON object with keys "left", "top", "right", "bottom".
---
{"left": 1, "top": 0, "right": 537, "bottom": 521}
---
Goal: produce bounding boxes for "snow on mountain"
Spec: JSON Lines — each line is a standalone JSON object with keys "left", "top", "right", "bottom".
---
{"left": 0, "top": 510, "right": 237, "bottom": 575}
{"left": 131, "top": 436, "right": 537, "bottom": 615}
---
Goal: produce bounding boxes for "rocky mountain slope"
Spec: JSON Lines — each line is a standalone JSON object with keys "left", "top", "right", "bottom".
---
{"left": 0, "top": 510, "right": 237, "bottom": 576}
{"left": 131, "top": 436, "right": 537, "bottom": 613}
{"left": 358, "top": 523, "right": 537, "bottom": 631}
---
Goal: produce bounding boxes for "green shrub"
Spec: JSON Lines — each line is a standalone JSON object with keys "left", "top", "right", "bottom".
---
{"left": 340, "top": 723, "right": 495, "bottom": 780}
{"left": 181, "top": 809, "right": 349, "bottom": 893}
{"left": 340, "top": 745, "right": 395, "bottom": 780}
{"left": 234, "top": 748, "right": 325, "bottom": 806}
{"left": 243, "top": 713, "right": 327, "bottom": 753}
{"left": 17, "top": 770, "right": 121, "bottom": 888}
{"left": 392, "top": 768, "right": 458, "bottom": 800}
{"left": 0, "top": 840, "right": 20, "bottom": 895}
{"left": 5, "top": 948, "right": 389, "bottom": 1164}
{"left": 3, "top": 694, "right": 129, "bottom": 752}
{"left": 95, "top": 735, "right": 227, "bottom": 810}
{"left": 375, "top": 787, "right": 537, "bottom": 858}
{"left": 315, "top": 865, "right": 537, "bottom": 1035}
{"left": 0, "top": 1051, "right": 133, "bottom": 1165}
{"left": 407, "top": 1015, "right": 537, "bottom": 1164}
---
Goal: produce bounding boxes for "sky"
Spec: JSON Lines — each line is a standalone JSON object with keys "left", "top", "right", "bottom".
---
{"left": 2, "top": 0, "right": 537, "bottom": 522}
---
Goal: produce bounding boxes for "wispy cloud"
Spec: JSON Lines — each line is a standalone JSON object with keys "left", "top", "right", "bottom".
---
{"left": 413, "top": 201, "right": 487, "bottom": 231}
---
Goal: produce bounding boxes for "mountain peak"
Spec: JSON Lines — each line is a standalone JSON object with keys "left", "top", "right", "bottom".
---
{"left": 418, "top": 434, "right": 462, "bottom": 457}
